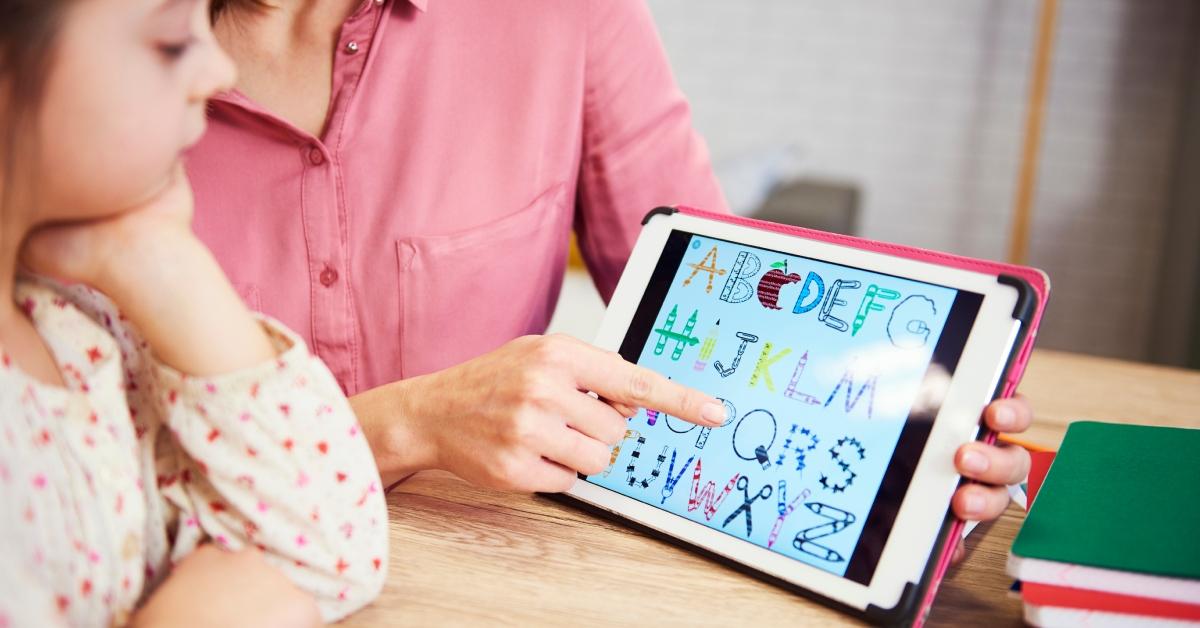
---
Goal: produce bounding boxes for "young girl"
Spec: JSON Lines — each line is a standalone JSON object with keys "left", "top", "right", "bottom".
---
{"left": 0, "top": 0, "right": 387, "bottom": 625}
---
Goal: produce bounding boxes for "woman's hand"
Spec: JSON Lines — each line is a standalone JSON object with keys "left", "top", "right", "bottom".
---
{"left": 358, "top": 334, "right": 727, "bottom": 492}
{"left": 132, "top": 545, "right": 320, "bottom": 628}
{"left": 948, "top": 395, "right": 1034, "bottom": 564}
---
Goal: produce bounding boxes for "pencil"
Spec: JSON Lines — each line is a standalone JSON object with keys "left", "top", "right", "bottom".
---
{"left": 997, "top": 433, "right": 1055, "bottom": 453}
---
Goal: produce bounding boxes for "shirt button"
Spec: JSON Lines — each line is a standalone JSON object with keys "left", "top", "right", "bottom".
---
{"left": 345, "top": 41, "right": 360, "bottom": 54}
{"left": 319, "top": 266, "right": 339, "bottom": 287}
{"left": 307, "top": 146, "right": 325, "bottom": 166}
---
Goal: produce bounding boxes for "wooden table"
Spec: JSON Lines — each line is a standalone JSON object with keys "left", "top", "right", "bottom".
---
{"left": 340, "top": 350, "right": 1200, "bottom": 626}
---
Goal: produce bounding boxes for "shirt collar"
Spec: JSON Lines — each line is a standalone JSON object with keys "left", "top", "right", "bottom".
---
{"left": 208, "top": 0, "right": 426, "bottom": 109}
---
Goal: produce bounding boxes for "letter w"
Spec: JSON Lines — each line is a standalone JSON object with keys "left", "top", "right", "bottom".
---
{"left": 687, "top": 459, "right": 740, "bottom": 521}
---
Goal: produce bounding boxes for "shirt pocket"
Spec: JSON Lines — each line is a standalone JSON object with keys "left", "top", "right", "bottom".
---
{"left": 395, "top": 183, "right": 571, "bottom": 378}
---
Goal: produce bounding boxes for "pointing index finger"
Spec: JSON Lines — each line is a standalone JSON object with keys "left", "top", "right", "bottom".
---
{"left": 573, "top": 344, "right": 726, "bottom": 427}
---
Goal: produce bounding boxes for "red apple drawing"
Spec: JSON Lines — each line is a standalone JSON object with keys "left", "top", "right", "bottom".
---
{"left": 756, "top": 269, "right": 804, "bottom": 310}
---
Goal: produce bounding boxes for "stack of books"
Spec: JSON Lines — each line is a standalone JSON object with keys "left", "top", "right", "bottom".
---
{"left": 1007, "top": 421, "right": 1200, "bottom": 626}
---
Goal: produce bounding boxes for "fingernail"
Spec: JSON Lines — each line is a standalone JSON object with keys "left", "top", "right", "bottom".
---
{"left": 993, "top": 406, "right": 1016, "bottom": 429}
{"left": 961, "top": 451, "right": 988, "bottom": 474}
{"left": 964, "top": 494, "right": 985, "bottom": 514}
{"left": 701, "top": 402, "right": 726, "bottom": 426}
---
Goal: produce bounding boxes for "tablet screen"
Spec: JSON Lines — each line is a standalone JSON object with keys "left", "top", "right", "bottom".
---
{"left": 584, "top": 230, "right": 983, "bottom": 584}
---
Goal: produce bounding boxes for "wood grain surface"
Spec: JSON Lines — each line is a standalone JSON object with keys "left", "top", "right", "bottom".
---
{"left": 339, "top": 350, "right": 1200, "bottom": 626}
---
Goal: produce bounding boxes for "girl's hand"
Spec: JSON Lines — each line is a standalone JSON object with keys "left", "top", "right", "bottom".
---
{"left": 370, "top": 334, "right": 728, "bottom": 492}
{"left": 21, "top": 164, "right": 195, "bottom": 294}
{"left": 948, "top": 395, "right": 1034, "bottom": 564}
{"left": 21, "top": 164, "right": 274, "bottom": 376}
{"left": 132, "top": 545, "right": 320, "bottom": 628}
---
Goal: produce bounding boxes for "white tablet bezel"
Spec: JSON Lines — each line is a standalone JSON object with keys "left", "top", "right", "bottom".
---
{"left": 565, "top": 211, "right": 1021, "bottom": 614}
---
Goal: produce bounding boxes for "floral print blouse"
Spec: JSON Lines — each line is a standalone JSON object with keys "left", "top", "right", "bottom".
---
{"left": 0, "top": 278, "right": 388, "bottom": 626}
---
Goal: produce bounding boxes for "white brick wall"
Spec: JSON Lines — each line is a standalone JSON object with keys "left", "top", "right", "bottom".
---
{"left": 646, "top": 0, "right": 1195, "bottom": 361}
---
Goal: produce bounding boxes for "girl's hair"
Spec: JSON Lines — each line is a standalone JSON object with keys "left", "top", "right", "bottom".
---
{"left": 0, "top": 0, "right": 266, "bottom": 209}
{"left": 0, "top": 0, "right": 70, "bottom": 214}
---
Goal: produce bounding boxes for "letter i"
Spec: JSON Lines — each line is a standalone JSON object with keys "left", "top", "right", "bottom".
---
{"left": 694, "top": 322, "right": 720, "bottom": 371}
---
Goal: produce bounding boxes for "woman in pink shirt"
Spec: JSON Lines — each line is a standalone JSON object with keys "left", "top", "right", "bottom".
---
{"left": 190, "top": 0, "right": 1033, "bottom": 547}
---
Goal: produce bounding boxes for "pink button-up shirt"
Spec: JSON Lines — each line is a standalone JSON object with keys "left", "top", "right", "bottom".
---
{"left": 188, "top": 0, "right": 728, "bottom": 395}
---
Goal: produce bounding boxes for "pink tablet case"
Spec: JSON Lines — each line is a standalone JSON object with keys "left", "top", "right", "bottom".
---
{"left": 663, "top": 205, "right": 1051, "bottom": 626}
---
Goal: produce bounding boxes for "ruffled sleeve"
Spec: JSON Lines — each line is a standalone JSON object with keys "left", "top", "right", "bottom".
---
{"left": 149, "top": 318, "right": 388, "bottom": 621}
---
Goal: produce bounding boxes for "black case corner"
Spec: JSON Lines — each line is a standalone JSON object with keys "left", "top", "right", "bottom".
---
{"left": 996, "top": 274, "right": 1038, "bottom": 324}
{"left": 992, "top": 274, "right": 1040, "bottom": 399}
{"left": 862, "top": 505, "right": 959, "bottom": 627}
{"left": 642, "top": 206, "right": 679, "bottom": 225}
{"left": 863, "top": 581, "right": 921, "bottom": 627}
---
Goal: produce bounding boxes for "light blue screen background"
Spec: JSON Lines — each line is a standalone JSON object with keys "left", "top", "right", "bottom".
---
{"left": 587, "top": 234, "right": 959, "bottom": 577}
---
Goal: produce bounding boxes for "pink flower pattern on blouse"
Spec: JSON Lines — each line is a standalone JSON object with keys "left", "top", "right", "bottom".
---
{"left": 0, "top": 278, "right": 387, "bottom": 627}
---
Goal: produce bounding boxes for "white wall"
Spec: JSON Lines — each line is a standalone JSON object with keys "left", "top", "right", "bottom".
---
{"left": 646, "top": 0, "right": 1195, "bottom": 361}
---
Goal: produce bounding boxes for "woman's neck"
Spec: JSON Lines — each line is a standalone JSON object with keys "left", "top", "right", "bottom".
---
{"left": 215, "top": 0, "right": 363, "bottom": 60}
{"left": 213, "top": 0, "right": 364, "bottom": 137}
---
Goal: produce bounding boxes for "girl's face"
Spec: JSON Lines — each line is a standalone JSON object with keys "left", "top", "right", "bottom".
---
{"left": 32, "top": 0, "right": 235, "bottom": 222}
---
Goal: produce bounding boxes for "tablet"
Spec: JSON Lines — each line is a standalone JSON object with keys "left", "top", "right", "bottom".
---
{"left": 564, "top": 207, "right": 1047, "bottom": 624}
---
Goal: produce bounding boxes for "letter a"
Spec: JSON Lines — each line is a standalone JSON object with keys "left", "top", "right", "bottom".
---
{"left": 682, "top": 246, "right": 726, "bottom": 294}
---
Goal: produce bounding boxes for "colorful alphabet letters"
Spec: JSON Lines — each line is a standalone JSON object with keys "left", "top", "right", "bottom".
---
{"left": 586, "top": 236, "right": 959, "bottom": 579}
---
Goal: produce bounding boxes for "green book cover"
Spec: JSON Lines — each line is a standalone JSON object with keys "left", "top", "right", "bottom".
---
{"left": 1011, "top": 421, "right": 1200, "bottom": 579}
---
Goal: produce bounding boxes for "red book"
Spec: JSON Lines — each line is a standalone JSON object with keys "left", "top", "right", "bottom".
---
{"left": 1022, "top": 581, "right": 1200, "bottom": 622}
{"left": 1025, "top": 450, "right": 1056, "bottom": 507}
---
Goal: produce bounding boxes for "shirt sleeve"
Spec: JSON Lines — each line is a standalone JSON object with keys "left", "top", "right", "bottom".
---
{"left": 575, "top": 0, "right": 730, "bottom": 302}
{"left": 152, "top": 317, "right": 388, "bottom": 622}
